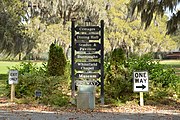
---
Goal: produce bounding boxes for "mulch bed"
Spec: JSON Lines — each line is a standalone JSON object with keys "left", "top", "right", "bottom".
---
{"left": 0, "top": 97, "right": 179, "bottom": 114}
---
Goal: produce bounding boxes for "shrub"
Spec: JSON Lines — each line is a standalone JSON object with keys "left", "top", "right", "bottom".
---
{"left": 105, "top": 51, "right": 179, "bottom": 104}
{"left": 127, "top": 53, "right": 180, "bottom": 99}
{"left": 6, "top": 61, "right": 70, "bottom": 106}
{"left": 104, "top": 48, "right": 132, "bottom": 103}
{"left": 47, "top": 43, "right": 67, "bottom": 76}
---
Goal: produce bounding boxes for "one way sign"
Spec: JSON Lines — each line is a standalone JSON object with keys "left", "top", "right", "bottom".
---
{"left": 133, "top": 71, "right": 149, "bottom": 92}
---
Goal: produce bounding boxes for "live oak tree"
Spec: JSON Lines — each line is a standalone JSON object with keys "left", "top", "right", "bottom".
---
{"left": 128, "top": 0, "right": 180, "bottom": 34}
{"left": 20, "top": 0, "right": 106, "bottom": 58}
{"left": 0, "top": 0, "right": 34, "bottom": 58}
{"left": 24, "top": 0, "right": 106, "bottom": 25}
{"left": 105, "top": 0, "right": 176, "bottom": 56}
{"left": 0, "top": 0, "right": 178, "bottom": 58}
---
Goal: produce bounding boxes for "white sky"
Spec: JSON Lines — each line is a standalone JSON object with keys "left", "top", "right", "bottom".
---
{"left": 165, "top": 3, "right": 180, "bottom": 18}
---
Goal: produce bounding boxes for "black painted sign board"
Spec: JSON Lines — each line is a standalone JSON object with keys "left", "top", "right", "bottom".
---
{"left": 75, "top": 73, "right": 101, "bottom": 79}
{"left": 75, "top": 43, "right": 101, "bottom": 51}
{"left": 75, "top": 80, "right": 101, "bottom": 86}
{"left": 75, "top": 26, "right": 101, "bottom": 32}
{"left": 71, "top": 20, "right": 104, "bottom": 104}
{"left": 75, "top": 62, "right": 101, "bottom": 71}
{"left": 75, "top": 34, "right": 101, "bottom": 40}
{"left": 75, "top": 54, "right": 101, "bottom": 59}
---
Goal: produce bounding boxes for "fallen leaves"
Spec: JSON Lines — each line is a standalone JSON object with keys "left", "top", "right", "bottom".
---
{"left": 0, "top": 97, "right": 179, "bottom": 115}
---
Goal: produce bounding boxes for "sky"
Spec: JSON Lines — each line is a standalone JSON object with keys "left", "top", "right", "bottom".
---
{"left": 165, "top": 3, "right": 180, "bottom": 18}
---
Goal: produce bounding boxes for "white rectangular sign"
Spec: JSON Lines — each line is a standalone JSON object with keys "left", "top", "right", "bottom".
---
{"left": 133, "top": 71, "right": 148, "bottom": 92}
{"left": 8, "top": 70, "right": 18, "bottom": 84}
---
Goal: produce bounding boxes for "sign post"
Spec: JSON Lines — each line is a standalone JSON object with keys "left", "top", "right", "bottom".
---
{"left": 133, "top": 71, "right": 149, "bottom": 106}
{"left": 71, "top": 19, "right": 104, "bottom": 105}
{"left": 8, "top": 70, "right": 18, "bottom": 102}
{"left": 140, "top": 92, "right": 144, "bottom": 106}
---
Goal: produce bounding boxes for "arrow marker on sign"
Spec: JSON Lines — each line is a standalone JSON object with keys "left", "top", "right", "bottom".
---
{"left": 136, "top": 84, "right": 146, "bottom": 89}
{"left": 75, "top": 80, "right": 101, "bottom": 86}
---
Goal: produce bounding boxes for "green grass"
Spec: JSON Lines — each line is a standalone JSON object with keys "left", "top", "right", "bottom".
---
{"left": 0, "top": 61, "right": 21, "bottom": 74}
{"left": 159, "top": 60, "right": 180, "bottom": 73}
{"left": 159, "top": 60, "right": 180, "bottom": 68}
{"left": 0, "top": 61, "right": 44, "bottom": 74}
{"left": 0, "top": 61, "right": 21, "bottom": 97}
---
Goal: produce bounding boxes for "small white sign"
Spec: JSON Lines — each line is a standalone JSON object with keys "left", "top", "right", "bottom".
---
{"left": 133, "top": 71, "right": 148, "bottom": 92}
{"left": 8, "top": 70, "right": 18, "bottom": 84}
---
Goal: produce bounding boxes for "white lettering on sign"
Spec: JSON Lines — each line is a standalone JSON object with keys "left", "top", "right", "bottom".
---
{"left": 79, "top": 43, "right": 92, "bottom": 47}
{"left": 9, "top": 70, "right": 18, "bottom": 84}
{"left": 133, "top": 71, "right": 149, "bottom": 92}
{"left": 77, "top": 35, "right": 89, "bottom": 39}
{"left": 76, "top": 54, "right": 100, "bottom": 59}
{"left": 79, "top": 74, "right": 96, "bottom": 78}
{"left": 77, "top": 62, "right": 98, "bottom": 67}
{"left": 79, "top": 47, "right": 96, "bottom": 51}
{"left": 90, "top": 35, "right": 99, "bottom": 39}
{"left": 80, "top": 67, "right": 95, "bottom": 70}
{"left": 79, "top": 27, "right": 96, "bottom": 31}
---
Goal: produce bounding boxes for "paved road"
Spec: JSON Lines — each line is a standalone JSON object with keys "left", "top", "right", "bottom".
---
{"left": 0, "top": 110, "right": 179, "bottom": 120}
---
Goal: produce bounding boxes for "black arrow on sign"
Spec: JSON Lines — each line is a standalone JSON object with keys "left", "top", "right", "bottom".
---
{"left": 136, "top": 84, "right": 146, "bottom": 89}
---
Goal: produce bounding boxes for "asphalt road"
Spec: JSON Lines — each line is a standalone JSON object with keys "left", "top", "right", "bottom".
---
{"left": 0, "top": 110, "right": 179, "bottom": 120}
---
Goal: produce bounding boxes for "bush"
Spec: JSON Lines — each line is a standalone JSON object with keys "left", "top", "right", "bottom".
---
{"left": 6, "top": 61, "right": 70, "bottom": 106}
{"left": 127, "top": 53, "right": 180, "bottom": 99}
{"left": 105, "top": 51, "right": 180, "bottom": 104}
{"left": 104, "top": 48, "right": 132, "bottom": 103}
{"left": 47, "top": 43, "right": 67, "bottom": 76}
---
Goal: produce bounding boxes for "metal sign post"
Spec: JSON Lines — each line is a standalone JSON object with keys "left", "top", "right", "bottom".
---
{"left": 71, "top": 19, "right": 104, "bottom": 105}
{"left": 71, "top": 20, "right": 75, "bottom": 99}
{"left": 100, "top": 20, "right": 104, "bottom": 105}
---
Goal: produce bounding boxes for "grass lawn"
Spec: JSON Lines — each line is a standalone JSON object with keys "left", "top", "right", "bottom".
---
{"left": 159, "top": 60, "right": 180, "bottom": 73}
{"left": 0, "top": 61, "right": 44, "bottom": 74}
{"left": 159, "top": 60, "right": 180, "bottom": 67}
{"left": 0, "top": 61, "right": 21, "bottom": 74}
{"left": 0, "top": 61, "right": 21, "bottom": 96}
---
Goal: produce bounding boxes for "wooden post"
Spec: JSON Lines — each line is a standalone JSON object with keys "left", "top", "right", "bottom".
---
{"left": 11, "top": 84, "right": 15, "bottom": 102}
{"left": 140, "top": 92, "right": 144, "bottom": 106}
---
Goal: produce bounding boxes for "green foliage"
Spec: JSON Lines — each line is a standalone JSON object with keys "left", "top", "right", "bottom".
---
{"left": 105, "top": 50, "right": 179, "bottom": 104}
{"left": 15, "top": 74, "right": 69, "bottom": 106}
{"left": 111, "top": 48, "right": 126, "bottom": 65}
{"left": 105, "top": 48, "right": 132, "bottom": 103}
{"left": 47, "top": 90, "right": 69, "bottom": 107}
{"left": 127, "top": 53, "right": 180, "bottom": 99}
{"left": 0, "top": 0, "right": 35, "bottom": 56}
{"left": 9, "top": 62, "right": 37, "bottom": 75}
{"left": 6, "top": 61, "right": 70, "bottom": 106}
{"left": 47, "top": 43, "right": 67, "bottom": 76}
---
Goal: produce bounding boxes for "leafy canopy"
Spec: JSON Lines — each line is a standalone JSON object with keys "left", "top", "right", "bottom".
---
{"left": 128, "top": 0, "right": 180, "bottom": 34}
